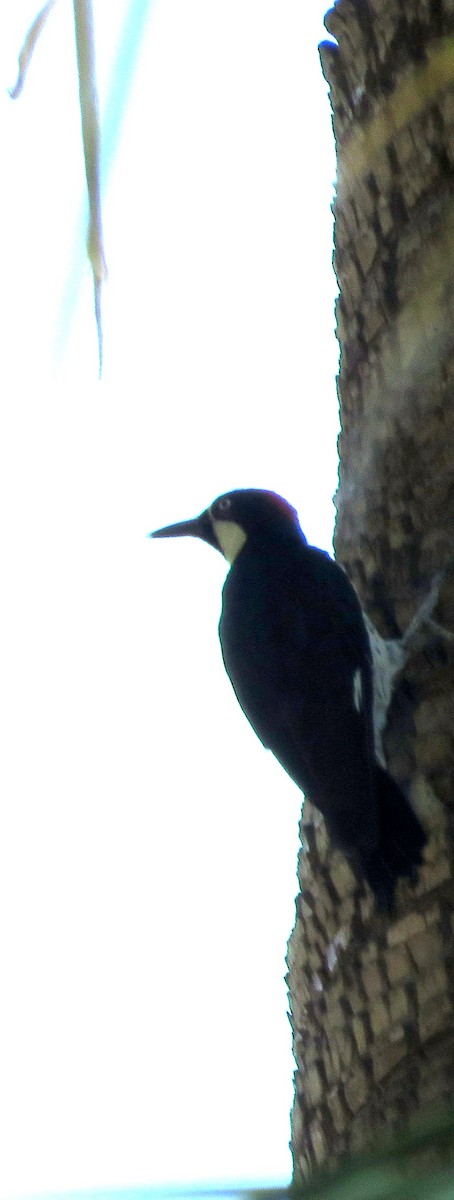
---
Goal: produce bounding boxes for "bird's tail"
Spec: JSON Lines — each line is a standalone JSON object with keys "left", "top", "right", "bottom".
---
{"left": 360, "top": 766, "right": 427, "bottom": 908}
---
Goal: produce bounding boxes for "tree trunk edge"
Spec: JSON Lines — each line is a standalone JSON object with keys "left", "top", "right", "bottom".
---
{"left": 289, "top": 0, "right": 454, "bottom": 1178}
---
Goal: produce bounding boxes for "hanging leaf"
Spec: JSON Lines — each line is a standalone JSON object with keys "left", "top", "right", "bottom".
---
{"left": 9, "top": 0, "right": 58, "bottom": 99}
{"left": 10, "top": 0, "right": 107, "bottom": 373}
{"left": 73, "top": 0, "right": 107, "bottom": 374}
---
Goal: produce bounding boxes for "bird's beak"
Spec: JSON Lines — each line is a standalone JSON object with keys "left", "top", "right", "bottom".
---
{"left": 148, "top": 509, "right": 219, "bottom": 550}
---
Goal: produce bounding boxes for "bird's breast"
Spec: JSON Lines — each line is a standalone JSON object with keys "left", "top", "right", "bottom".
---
{"left": 219, "top": 551, "right": 310, "bottom": 691}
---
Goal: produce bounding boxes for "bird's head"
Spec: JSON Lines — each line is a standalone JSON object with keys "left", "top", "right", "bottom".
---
{"left": 150, "top": 488, "right": 303, "bottom": 564}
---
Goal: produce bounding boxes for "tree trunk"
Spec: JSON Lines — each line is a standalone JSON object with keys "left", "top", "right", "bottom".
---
{"left": 288, "top": 0, "right": 454, "bottom": 1178}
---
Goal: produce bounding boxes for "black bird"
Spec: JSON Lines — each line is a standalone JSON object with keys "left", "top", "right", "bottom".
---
{"left": 150, "top": 488, "right": 426, "bottom": 907}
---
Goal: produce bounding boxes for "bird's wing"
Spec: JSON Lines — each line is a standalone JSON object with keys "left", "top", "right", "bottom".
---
{"left": 220, "top": 545, "right": 378, "bottom": 849}
{"left": 222, "top": 544, "right": 372, "bottom": 734}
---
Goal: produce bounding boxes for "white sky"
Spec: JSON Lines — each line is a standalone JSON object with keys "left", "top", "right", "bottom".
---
{"left": 0, "top": 3, "right": 337, "bottom": 1197}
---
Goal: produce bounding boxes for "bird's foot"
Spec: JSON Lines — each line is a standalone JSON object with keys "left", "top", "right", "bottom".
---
{"left": 368, "top": 570, "right": 453, "bottom": 761}
{"left": 401, "top": 571, "right": 454, "bottom": 653}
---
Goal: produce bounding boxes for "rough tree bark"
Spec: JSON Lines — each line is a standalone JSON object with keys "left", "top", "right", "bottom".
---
{"left": 288, "top": 0, "right": 454, "bottom": 1178}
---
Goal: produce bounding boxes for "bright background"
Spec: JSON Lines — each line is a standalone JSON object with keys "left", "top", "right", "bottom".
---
{"left": 0, "top": 2, "right": 337, "bottom": 1197}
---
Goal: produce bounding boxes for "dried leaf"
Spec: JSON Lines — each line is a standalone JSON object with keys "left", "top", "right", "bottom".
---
{"left": 73, "top": 0, "right": 107, "bottom": 374}
{"left": 9, "top": 0, "right": 58, "bottom": 99}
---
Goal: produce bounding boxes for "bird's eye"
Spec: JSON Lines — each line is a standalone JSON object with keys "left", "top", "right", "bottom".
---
{"left": 215, "top": 497, "right": 232, "bottom": 516}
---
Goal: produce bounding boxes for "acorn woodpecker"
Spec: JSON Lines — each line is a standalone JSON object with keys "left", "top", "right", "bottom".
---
{"left": 150, "top": 488, "right": 426, "bottom": 907}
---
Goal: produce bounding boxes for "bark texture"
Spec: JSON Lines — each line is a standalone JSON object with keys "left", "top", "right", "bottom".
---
{"left": 288, "top": 0, "right": 454, "bottom": 1178}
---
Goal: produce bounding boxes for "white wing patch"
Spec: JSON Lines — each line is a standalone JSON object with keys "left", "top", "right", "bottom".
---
{"left": 353, "top": 667, "right": 363, "bottom": 713}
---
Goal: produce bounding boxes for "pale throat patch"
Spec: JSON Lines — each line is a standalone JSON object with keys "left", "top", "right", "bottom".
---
{"left": 211, "top": 518, "right": 247, "bottom": 564}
